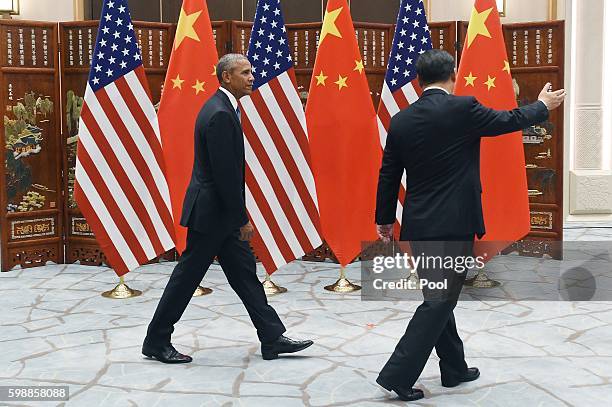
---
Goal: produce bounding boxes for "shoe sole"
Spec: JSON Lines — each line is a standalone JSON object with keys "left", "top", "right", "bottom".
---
{"left": 261, "top": 352, "right": 278, "bottom": 360}
{"left": 376, "top": 378, "right": 424, "bottom": 401}
{"left": 142, "top": 352, "right": 192, "bottom": 364}
{"left": 261, "top": 342, "right": 313, "bottom": 360}
{"left": 441, "top": 371, "right": 480, "bottom": 388}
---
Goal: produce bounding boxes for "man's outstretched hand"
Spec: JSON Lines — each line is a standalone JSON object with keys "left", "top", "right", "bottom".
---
{"left": 538, "top": 82, "right": 566, "bottom": 111}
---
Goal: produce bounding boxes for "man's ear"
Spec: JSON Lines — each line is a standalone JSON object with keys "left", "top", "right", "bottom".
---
{"left": 450, "top": 72, "right": 457, "bottom": 83}
{"left": 222, "top": 70, "right": 230, "bottom": 84}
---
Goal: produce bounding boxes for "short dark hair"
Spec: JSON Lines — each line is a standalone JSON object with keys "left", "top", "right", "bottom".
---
{"left": 216, "top": 53, "right": 249, "bottom": 83}
{"left": 415, "top": 49, "right": 456, "bottom": 87}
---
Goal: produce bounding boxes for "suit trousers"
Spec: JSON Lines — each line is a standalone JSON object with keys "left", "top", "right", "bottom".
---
{"left": 377, "top": 236, "right": 474, "bottom": 388}
{"left": 145, "top": 227, "right": 286, "bottom": 346}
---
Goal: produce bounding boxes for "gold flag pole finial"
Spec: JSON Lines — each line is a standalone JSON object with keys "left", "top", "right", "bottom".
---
{"left": 102, "top": 275, "right": 142, "bottom": 299}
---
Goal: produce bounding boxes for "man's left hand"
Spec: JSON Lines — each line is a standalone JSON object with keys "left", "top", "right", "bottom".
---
{"left": 239, "top": 221, "right": 254, "bottom": 241}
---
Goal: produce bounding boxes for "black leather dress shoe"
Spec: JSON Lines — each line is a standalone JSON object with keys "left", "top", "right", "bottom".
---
{"left": 261, "top": 335, "right": 313, "bottom": 360}
{"left": 441, "top": 367, "right": 480, "bottom": 388}
{"left": 376, "top": 378, "right": 424, "bottom": 402}
{"left": 142, "top": 343, "right": 192, "bottom": 364}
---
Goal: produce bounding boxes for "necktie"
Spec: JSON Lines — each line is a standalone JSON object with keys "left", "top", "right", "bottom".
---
{"left": 236, "top": 106, "right": 241, "bottom": 123}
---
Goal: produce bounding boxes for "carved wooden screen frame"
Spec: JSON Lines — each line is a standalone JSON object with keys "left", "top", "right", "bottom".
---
{"left": 0, "top": 20, "right": 64, "bottom": 271}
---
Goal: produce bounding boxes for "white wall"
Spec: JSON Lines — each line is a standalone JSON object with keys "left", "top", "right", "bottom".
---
{"left": 605, "top": 0, "right": 612, "bottom": 170}
{"left": 14, "top": 0, "right": 76, "bottom": 22}
{"left": 429, "top": 0, "right": 560, "bottom": 23}
{"left": 566, "top": 0, "right": 612, "bottom": 221}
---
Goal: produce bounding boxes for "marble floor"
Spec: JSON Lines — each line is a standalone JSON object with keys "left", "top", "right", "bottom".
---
{"left": 1, "top": 226, "right": 612, "bottom": 406}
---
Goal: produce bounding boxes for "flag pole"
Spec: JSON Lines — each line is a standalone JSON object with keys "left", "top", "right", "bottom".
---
{"left": 324, "top": 266, "right": 361, "bottom": 293}
{"left": 407, "top": 268, "right": 420, "bottom": 288}
{"left": 398, "top": 239, "right": 420, "bottom": 288}
{"left": 262, "top": 273, "right": 287, "bottom": 296}
{"left": 102, "top": 276, "right": 142, "bottom": 299}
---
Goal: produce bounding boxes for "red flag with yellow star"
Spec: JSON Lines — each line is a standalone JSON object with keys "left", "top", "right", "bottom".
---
{"left": 456, "top": 0, "right": 530, "bottom": 252}
{"left": 305, "top": 0, "right": 381, "bottom": 266}
{"left": 157, "top": 0, "right": 218, "bottom": 253}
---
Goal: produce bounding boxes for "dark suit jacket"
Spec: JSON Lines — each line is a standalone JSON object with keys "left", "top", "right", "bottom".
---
{"left": 180, "top": 89, "right": 248, "bottom": 235}
{"left": 375, "top": 88, "right": 549, "bottom": 241}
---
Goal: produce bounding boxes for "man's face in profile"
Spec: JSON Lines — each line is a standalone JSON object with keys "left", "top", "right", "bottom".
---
{"left": 224, "top": 59, "right": 255, "bottom": 99}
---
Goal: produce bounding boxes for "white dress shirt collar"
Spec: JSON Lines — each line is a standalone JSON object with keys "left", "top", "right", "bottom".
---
{"left": 219, "top": 86, "right": 239, "bottom": 111}
{"left": 423, "top": 86, "right": 450, "bottom": 95}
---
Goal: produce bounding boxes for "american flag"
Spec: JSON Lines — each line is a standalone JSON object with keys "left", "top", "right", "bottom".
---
{"left": 74, "top": 0, "right": 175, "bottom": 276}
{"left": 377, "top": 0, "right": 432, "bottom": 225}
{"left": 241, "top": 0, "right": 322, "bottom": 273}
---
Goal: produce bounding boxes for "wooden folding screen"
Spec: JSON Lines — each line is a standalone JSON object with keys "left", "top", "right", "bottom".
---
{"left": 502, "top": 21, "right": 565, "bottom": 259}
{"left": 0, "top": 17, "right": 565, "bottom": 271}
{"left": 59, "top": 21, "right": 174, "bottom": 267}
{"left": 429, "top": 21, "right": 458, "bottom": 59}
{"left": 212, "top": 21, "right": 232, "bottom": 56}
{"left": 457, "top": 21, "right": 565, "bottom": 259}
{"left": 0, "top": 21, "right": 64, "bottom": 271}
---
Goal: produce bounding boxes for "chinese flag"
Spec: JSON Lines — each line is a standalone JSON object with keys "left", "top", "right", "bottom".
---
{"left": 158, "top": 0, "right": 219, "bottom": 253}
{"left": 455, "top": 0, "right": 530, "bottom": 256}
{"left": 305, "top": 0, "right": 382, "bottom": 266}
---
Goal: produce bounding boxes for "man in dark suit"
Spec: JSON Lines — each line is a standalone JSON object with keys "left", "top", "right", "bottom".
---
{"left": 374, "top": 50, "right": 565, "bottom": 401}
{"left": 143, "top": 54, "right": 313, "bottom": 364}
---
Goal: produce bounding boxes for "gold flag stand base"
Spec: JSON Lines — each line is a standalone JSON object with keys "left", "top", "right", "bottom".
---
{"left": 101, "top": 276, "right": 142, "bottom": 299}
{"left": 324, "top": 267, "right": 361, "bottom": 293}
{"left": 193, "top": 285, "right": 213, "bottom": 297}
{"left": 407, "top": 270, "right": 420, "bottom": 289}
{"left": 262, "top": 274, "right": 287, "bottom": 296}
{"left": 464, "top": 270, "right": 501, "bottom": 288}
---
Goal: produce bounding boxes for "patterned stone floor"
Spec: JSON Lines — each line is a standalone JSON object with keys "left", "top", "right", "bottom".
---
{"left": 1, "top": 226, "right": 612, "bottom": 406}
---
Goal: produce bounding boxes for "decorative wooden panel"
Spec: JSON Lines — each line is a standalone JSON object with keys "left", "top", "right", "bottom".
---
{"left": 429, "top": 21, "right": 457, "bottom": 59}
{"left": 230, "top": 21, "right": 254, "bottom": 56}
{"left": 0, "top": 20, "right": 63, "bottom": 271}
{"left": 354, "top": 23, "right": 393, "bottom": 107}
{"left": 456, "top": 21, "right": 468, "bottom": 66}
{"left": 212, "top": 21, "right": 231, "bottom": 56}
{"left": 59, "top": 21, "right": 99, "bottom": 265}
{"left": 133, "top": 22, "right": 175, "bottom": 102}
{"left": 457, "top": 21, "right": 565, "bottom": 259}
{"left": 59, "top": 21, "right": 175, "bottom": 267}
{"left": 287, "top": 22, "right": 320, "bottom": 70}
{"left": 503, "top": 21, "right": 564, "bottom": 259}
{"left": 354, "top": 23, "right": 393, "bottom": 70}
